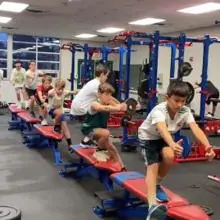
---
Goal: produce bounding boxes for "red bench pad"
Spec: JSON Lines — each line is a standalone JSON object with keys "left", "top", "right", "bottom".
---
{"left": 17, "top": 112, "right": 41, "bottom": 124}
{"left": 9, "top": 104, "right": 25, "bottom": 113}
{"left": 71, "top": 145, "right": 122, "bottom": 173}
{"left": 111, "top": 172, "right": 209, "bottom": 220}
{"left": 34, "top": 124, "right": 63, "bottom": 140}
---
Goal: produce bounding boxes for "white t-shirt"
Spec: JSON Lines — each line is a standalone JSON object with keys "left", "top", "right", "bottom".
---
{"left": 10, "top": 68, "right": 26, "bottom": 88}
{"left": 0, "top": 69, "right": 3, "bottom": 87}
{"left": 70, "top": 78, "right": 100, "bottom": 116}
{"left": 24, "top": 69, "right": 39, "bottom": 90}
{"left": 138, "top": 102, "right": 195, "bottom": 140}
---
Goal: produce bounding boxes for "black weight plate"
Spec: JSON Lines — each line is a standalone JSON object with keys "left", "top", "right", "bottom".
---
{"left": 0, "top": 206, "right": 21, "bottom": 220}
{"left": 179, "top": 62, "right": 193, "bottom": 77}
{"left": 185, "top": 82, "right": 195, "bottom": 104}
{"left": 126, "top": 98, "right": 138, "bottom": 115}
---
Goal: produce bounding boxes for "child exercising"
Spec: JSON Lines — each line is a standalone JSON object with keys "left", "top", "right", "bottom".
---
{"left": 48, "top": 79, "right": 77, "bottom": 148}
{"left": 81, "top": 83, "right": 127, "bottom": 169}
{"left": 35, "top": 75, "right": 53, "bottom": 125}
{"left": 10, "top": 60, "right": 26, "bottom": 107}
{"left": 138, "top": 80, "right": 216, "bottom": 220}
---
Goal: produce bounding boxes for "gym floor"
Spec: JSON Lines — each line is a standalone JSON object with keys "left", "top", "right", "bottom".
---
{"left": 0, "top": 114, "right": 220, "bottom": 220}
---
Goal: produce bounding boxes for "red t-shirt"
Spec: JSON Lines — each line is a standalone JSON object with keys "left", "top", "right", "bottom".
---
{"left": 36, "top": 84, "right": 53, "bottom": 100}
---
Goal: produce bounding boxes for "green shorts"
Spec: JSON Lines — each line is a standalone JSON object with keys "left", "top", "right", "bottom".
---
{"left": 139, "top": 139, "right": 166, "bottom": 166}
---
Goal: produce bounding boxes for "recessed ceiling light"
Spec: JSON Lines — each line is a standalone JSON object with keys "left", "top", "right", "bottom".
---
{"left": 75, "top": 33, "right": 97, "bottom": 39}
{"left": 129, "top": 17, "right": 165, "bottom": 26}
{"left": 178, "top": 2, "right": 220, "bottom": 14}
{"left": 97, "top": 27, "right": 125, "bottom": 34}
{"left": 0, "top": 1, "right": 29, "bottom": 13}
{"left": 0, "top": 16, "right": 12, "bottom": 24}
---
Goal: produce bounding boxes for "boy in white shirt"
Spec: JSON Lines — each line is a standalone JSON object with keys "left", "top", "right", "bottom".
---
{"left": 138, "top": 80, "right": 216, "bottom": 220}
{"left": 71, "top": 63, "right": 119, "bottom": 145}
{"left": 10, "top": 60, "right": 26, "bottom": 106}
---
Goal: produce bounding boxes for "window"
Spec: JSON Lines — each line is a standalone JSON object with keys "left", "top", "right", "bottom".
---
{"left": 0, "top": 32, "right": 8, "bottom": 77}
{"left": 12, "top": 35, "right": 60, "bottom": 75}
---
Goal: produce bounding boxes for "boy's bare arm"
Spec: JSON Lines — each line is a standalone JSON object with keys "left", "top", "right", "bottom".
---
{"left": 91, "top": 102, "right": 122, "bottom": 113}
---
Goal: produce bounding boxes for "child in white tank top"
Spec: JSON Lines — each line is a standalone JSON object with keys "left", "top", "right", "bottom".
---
{"left": 48, "top": 79, "right": 77, "bottom": 148}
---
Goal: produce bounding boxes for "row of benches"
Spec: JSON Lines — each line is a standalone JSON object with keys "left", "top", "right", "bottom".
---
{"left": 8, "top": 104, "right": 210, "bottom": 220}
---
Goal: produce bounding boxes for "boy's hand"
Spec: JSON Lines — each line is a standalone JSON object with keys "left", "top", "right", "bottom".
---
{"left": 170, "top": 139, "right": 183, "bottom": 156}
{"left": 120, "top": 103, "right": 127, "bottom": 112}
{"left": 205, "top": 147, "right": 215, "bottom": 161}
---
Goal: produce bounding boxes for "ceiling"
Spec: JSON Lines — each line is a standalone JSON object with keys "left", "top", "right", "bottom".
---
{"left": 1, "top": 0, "right": 220, "bottom": 41}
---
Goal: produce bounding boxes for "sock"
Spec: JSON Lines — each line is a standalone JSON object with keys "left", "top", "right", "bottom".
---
{"left": 156, "top": 176, "right": 163, "bottom": 185}
{"left": 66, "top": 138, "right": 72, "bottom": 146}
{"left": 148, "top": 195, "right": 157, "bottom": 209}
{"left": 83, "top": 136, "right": 90, "bottom": 142}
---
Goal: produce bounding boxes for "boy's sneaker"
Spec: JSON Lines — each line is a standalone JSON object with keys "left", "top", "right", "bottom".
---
{"left": 41, "top": 119, "right": 48, "bottom": 126}
{"left": 54, "top": 125, "right": 61, "bottom": 133}
{"left": 80, "top": 137, "right": 96, "bottom": 147}
{"left": 156, "top": 185, "right": 168, "bottom": 202}
{"left": 146, "top": 204, "right": 167, "bottom": 220}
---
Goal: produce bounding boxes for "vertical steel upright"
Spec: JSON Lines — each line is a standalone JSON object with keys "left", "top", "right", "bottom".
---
{"left": 70, "top": 47, "right": 75, "bottom": 99}
{"left": 148, "top": 31, "right": 160, "bottom": 112}
{"left": 200, "top": 35, "right": 211, "bottom": 122}
{"left": 170, "top": 44, "right": 176, "bottom": 78}
{"left": 125, "top": 36, "right": 132, "bottom": 100}
{"left": 118, "top": 47, "right": 125, "bottom": 101}
{"left": 83, "top": 44, "right": 89, "bottom": 82}
{"left": 178, "top": 33, "right": 186, "bottom": 79}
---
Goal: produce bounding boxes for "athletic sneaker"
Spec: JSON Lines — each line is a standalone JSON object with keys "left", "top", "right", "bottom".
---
{"left": 80, "top": 137, "right": 96, "bottom": 147}
{"left": 41, "top": 119, "right": 48, "bottom": 126}
{"left": 54, "top": 125, "right": 61, "bottom": 133}
{"left": 146, "top": 204, "right": 167, "bottom": 220}
{"left": 156, "top": 185, "right": 168, "bottom": 202}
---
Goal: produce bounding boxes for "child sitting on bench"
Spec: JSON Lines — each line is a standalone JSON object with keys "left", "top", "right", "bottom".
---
{"left": 35, "top": 75, "right": 53, "bottom": 125}
{"left": 138, "top": 80, "right": 215, "bottom": 220}
{"left": 48, "top": 79, "right": 77, "bottom": 148}
{"left": 81, "top": 82, "right": 127, "bottom": 169}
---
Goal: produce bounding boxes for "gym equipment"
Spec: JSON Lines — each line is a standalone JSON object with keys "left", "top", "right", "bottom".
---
{"left": 8, "top": 104, "right": 25, "bottom": 130}
{"left": 0, "top": 205, "right": 21, "bottom": 220}
{"left": 178, "top": 62, "right": 193, "bottom": 78}
{"left": 186, "top": 81, "right": 195, "bottom": 105}
{"left": 125, "top": 98, "right": 138, "bottom": 115}
{"left": 94, "top": 171, "right": 210, "bottom": 219}
{"left": 208, "top": 175, "right": 220, "bottom": 183}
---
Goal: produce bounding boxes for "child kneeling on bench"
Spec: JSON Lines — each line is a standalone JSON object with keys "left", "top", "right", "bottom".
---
{"left": 48, "top": 79, "right": 77, "bottom": 148}
{"left": 138, "top": 80, "right": 216, "bottom": 220}
{"left": 81, "top": 83, "right": 127, "bottom": 169}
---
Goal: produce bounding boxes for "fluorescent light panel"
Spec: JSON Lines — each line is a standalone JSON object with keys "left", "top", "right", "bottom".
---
{"left": 0, "top": 16, "right": 12, "bottom": 23}
{"left": 129, "top": 17, "right": 165, "bottom": 25}
{"left": 97, "top": 27, "right": 124, "bottom": 33}
{"left": 75, "top": 33, "right": 97, "bottom": 39}
{"left": 0, "top": 1, "right": 29, "bottom": 13}
{"left": 178, "top": 2, "right": 220, "bottom": 14}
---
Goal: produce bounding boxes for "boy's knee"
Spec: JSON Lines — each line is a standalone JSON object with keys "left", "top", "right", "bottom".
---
{"left": 101, "top": 129, "right": 110, "bottom": 139}
{"left": 162, "top": 147, "right": 175, "bottom": 164}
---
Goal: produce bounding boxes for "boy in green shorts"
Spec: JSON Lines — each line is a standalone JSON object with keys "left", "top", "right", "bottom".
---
{"left": 81, "top": 82, "right": 127, "bottom": 169}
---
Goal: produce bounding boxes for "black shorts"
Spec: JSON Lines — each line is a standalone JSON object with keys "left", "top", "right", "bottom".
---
{"left": 139, "top": 139, "right": 166, "bottom": 165}
{"left": 25, "top": 88, "right": 36, "bottom": 98}
{"left": 206, "top": 92, "right": 219, "bottom": 106}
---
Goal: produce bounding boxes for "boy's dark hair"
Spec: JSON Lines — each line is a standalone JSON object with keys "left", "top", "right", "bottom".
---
{"left": 167, "top": 80, "right": 190, "bottom": 98}
{"left": 98, "top": 83, "right": 115, "bottom": 95}
{"left": 95, "top": 63, "right": 109, "bottom": 77}
{"left": 15, "top": 60, "right": 21, "bottom": 65}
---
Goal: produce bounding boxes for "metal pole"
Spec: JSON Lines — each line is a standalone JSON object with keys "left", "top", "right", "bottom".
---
{"left": 148, "top": 31, "right": 160, "bottom": 111}
{"left": 83, "top": 44, "right": 88, "bottom": 84}
{"left": 70, "top": 47, "right": 75, "bottom": 99}
{"left": 178, "top": 33, "right": 186, "bottom": 79}
{"left": 118, "top": 47, "right": 125, "bottom": 101}
{"left": 125, "top": 37, "right": 132, "bottom": 99}
{"left": 200, "top": 35, "right": 211, "bottom": 122}
{"left": 170, "top": 44, "right": 176, "bottom": 78}
{"left": 101, "top": 46, "right": 108, "bottom": 63}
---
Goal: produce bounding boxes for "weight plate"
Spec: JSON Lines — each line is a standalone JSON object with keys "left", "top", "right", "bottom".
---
{"left": 179, "top": 62, "right": 193, "bottom": 78}
{"left": 185, "top": 82, "right": 195, "bottom": 104}
{"left": 0, "top": 206, "right": 21, "bottom": 220}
